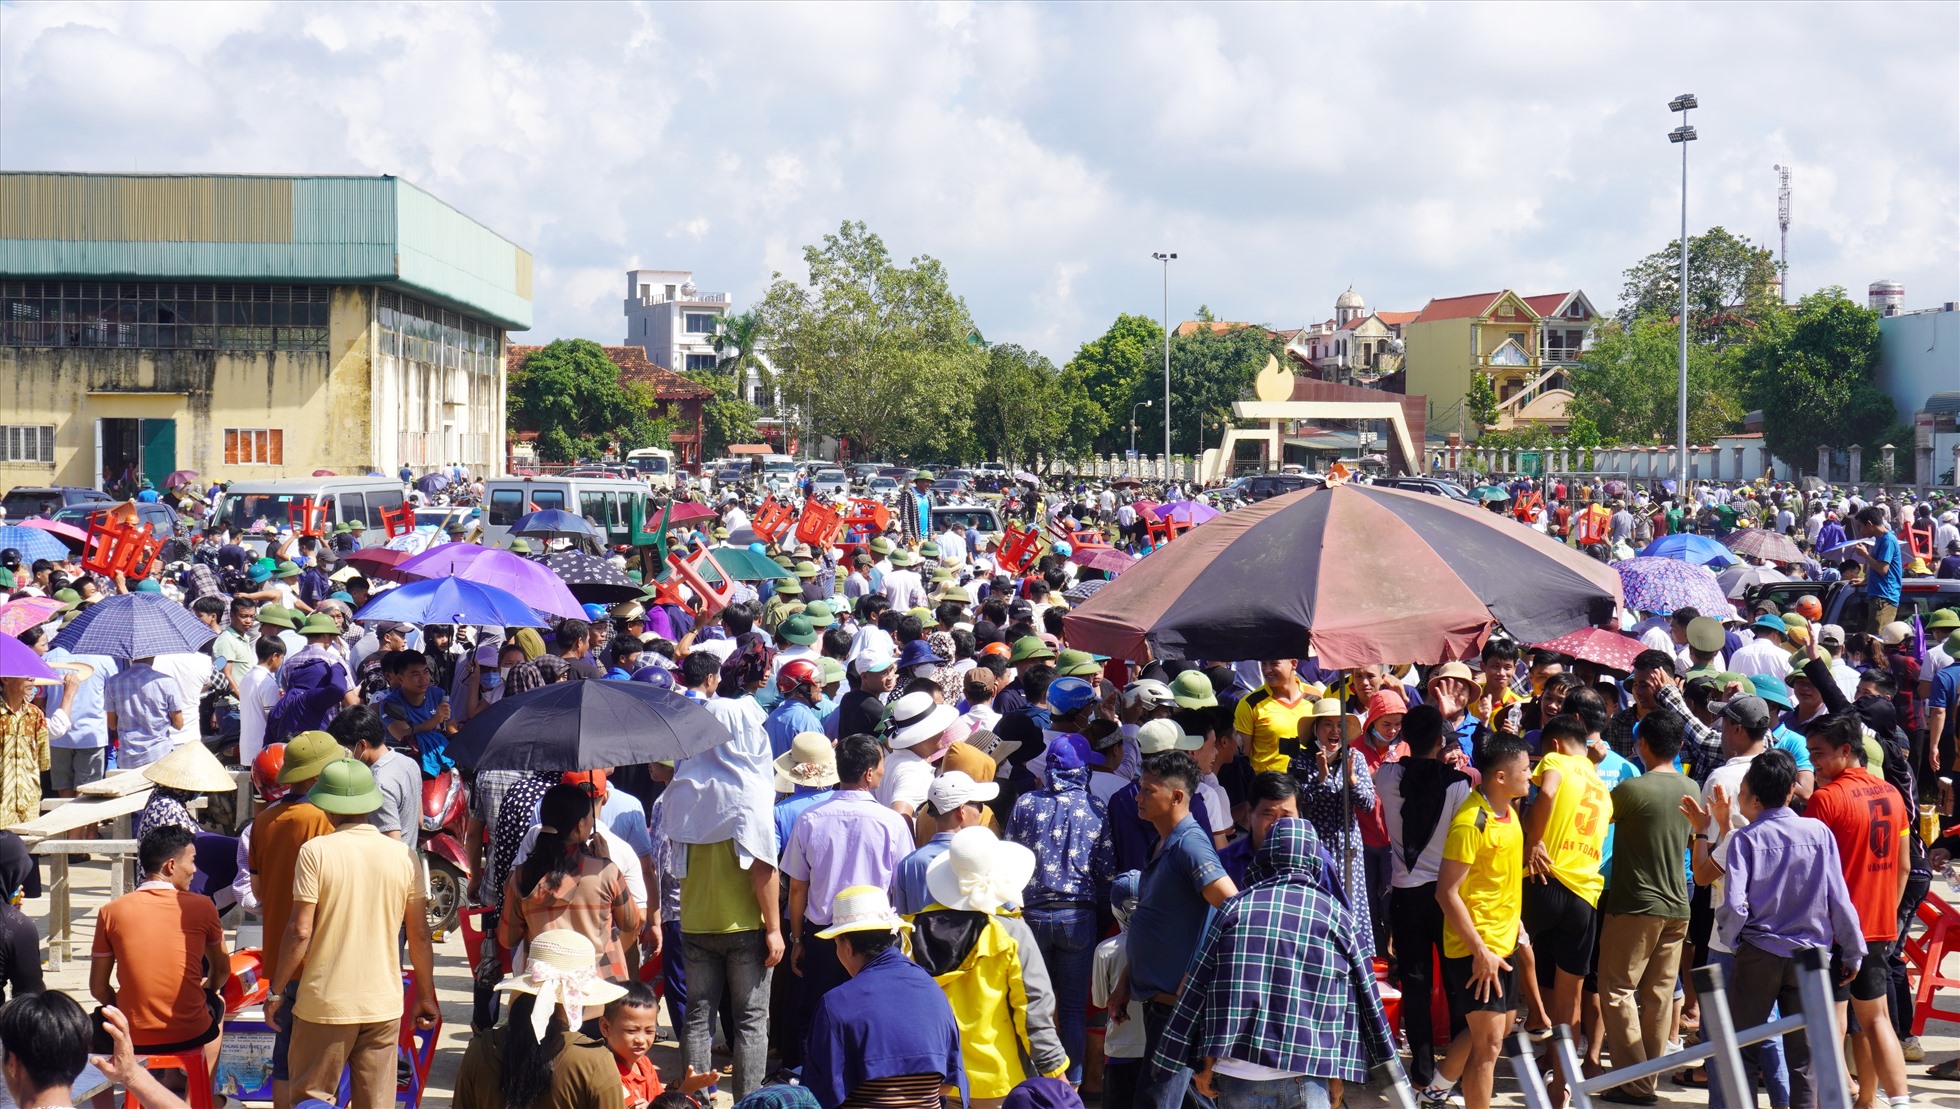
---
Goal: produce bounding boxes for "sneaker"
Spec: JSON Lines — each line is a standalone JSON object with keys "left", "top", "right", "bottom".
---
{"left": 1417, "top": 1087, "right": 1455, "bottom": 1109}
{"left": 1901, "top": 1035, "right": 1925, "bottom": 1062}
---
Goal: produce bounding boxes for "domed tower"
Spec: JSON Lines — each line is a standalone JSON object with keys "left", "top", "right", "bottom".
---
{"left": 1335, "top": 286, "right": 1366, "bottom": 327}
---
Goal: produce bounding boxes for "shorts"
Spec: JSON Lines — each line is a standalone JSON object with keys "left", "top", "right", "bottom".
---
{"left": 49, "top": 746, "right": 107, "bottom": 792}
{"left": 123, "top": 990, "right": 223, "bottom": 1055}
{"left": 1522, "top": 878, "right": 1598, "bottom": 981}
{"left": 1832, "top": 947, "right": 1889, "bottom": 1003}
{"left": 1443, "top": 950, "right": 1520, "bottom": 1015}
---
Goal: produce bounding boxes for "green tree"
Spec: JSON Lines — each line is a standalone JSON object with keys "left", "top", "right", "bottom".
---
{"left": 683, "top": 369, "right": 765, "bottom": 458}
{"left": 1134, "top": 324, "right": 1284, "bottom": 456}
{"left": 508, "top": 339, "right": 670, "bottom": 463}
{"left": 967, "top": 343, "right": 1105, "bottom": 470}
{"left": 1464, "top": 373, "right": 1500, "bottom": 431}
{"left": 710, "top": 310, "right": 772, "bottom": 394}
{"left": 1618, "top": 226, "right": 1781, "bottom": 346}
{"left": 1064, "top": 313, "right": 1163, "bottom": 454}
{"left": 756, "top": 220, "right": 984, "bottom": 460}
{"left": 1564, "top": 316, "right": 1744, "bottom": 445}
{"left": 1739, "top": 289, "right": 1898, "bottom": 475}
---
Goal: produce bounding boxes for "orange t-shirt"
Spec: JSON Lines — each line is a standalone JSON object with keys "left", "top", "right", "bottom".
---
{"left": 616, "top": 1052, "right": 666, "bottom": 1108}
{"left": 249, "top": 798, "right": 336, "bottom": 983}
{"left": 92, "top": 886, "right": 222, "bottom": 1044}
{"left": 1804, "top": 767, "right": 1907, "bottom": 942}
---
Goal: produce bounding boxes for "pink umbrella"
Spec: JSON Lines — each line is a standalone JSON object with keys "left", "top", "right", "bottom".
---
{"left": 1533, "top": 626, "right": 1645, "bottom": 673}
{"left": 1071, "top": 547, "right": 1136, "bottom": 576}
{"left": 17, "top": 518, "right": 87, "bottom": 548}
{"left": 1132, "top": 499, "right": 1162, "bottom": 521}
{"left": 0, "top": 597, "right": 67, "bottom": 637}
{"left": 396, "top": 545, "right": 584, "bottom": 619}
{"left": 664, "top": 501, "right": 717, "bottom": 525}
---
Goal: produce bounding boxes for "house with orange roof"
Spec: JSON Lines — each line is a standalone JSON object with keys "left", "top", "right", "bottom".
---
{"left": 1302, "top": 287, "right": 1420, "bottom": 384}
{"left": 1402, "top": 289, "right": 1594, "bottom": 437}
{"left": 507, "top": 341, "right": 714, "bottom": 467}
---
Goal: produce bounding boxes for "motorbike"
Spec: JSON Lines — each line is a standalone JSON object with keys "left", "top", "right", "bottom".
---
{"left": 419, "top": 768, "right": 471, "bottom": 934}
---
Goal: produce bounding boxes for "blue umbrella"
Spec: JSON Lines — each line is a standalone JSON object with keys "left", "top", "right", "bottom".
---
{"left": 354, "top": 577, "right": 548, "bottom": 628}
{"left": 50, "top": 592, "right": 217, "bottom": 659}
{"left": 509, "top": 509, "right": 600, "bottom": 540}
{"left": 0, "top": 525, "right": 71, "bottom": 563}
{"left": 415, "top": 473, "right": 450, "bottom": 494}
{"left": 0, "top": 634, "right": 59, "bottom": 681}
{"left": 1638, "top": 533, "right": 1739, "bottom": 567}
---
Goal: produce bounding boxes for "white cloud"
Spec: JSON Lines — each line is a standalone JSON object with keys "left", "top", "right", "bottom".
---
{"left": 0, "top": 0, "right": 1953, "bottom": 365}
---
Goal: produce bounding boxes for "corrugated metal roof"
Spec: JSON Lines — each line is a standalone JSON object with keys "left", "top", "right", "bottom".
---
{"left": 0, "top": 173, "right": 530, "bottom": 329}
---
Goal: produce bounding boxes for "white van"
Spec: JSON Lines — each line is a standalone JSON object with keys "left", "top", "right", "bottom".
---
{"left": 211, "top": 477, "right": 407, "bottom": 541}
{"left": 625, "top": 447, "right": 677, "bottom": 492}
{"left": 480, "top": 475, "right": 655, "bottom": 549}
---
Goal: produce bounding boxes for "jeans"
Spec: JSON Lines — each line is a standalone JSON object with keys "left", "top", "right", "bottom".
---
{"left": 1719, "top": 946, "right": 1799, "bottom": 1109}
{"left": 681, "top": 929, "right": 774, "bottom": 1097}
{"left": 1025, "top": 903, "right": 1097, "bottom": 1085}
{"left": 1137, "top": 1000, "right": 1209, "bottom": 1109}
{"left": 782, "top": 917, "right": 850, "bottom": 1071}
{"left": 1211, "top": 1073, "right": 1332, "bottom": 1109}
{"left": 1890, "top": 867, "right": 1932, "bottom": 1039}
{"left": 1104, "top": 1059, "right": 1143, "bottom": 1109}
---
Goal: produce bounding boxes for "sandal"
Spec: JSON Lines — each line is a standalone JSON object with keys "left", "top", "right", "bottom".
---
{"left": 1672, "top": 1068, "right": 1709, "bottom": 1089}
{"left": 1928, "top": 1058, "right": 1960, "bottom": 1080}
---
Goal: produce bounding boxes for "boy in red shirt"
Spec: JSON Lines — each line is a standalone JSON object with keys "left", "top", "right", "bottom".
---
{"left": 1802, "top": 714, "right": 1911, "bottom": 1109}
{"left": 601, "top": 982, "right": 720, "bottom": 1109}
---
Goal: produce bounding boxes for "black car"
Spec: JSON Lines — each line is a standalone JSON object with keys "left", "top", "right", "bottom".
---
{"left": 1240, "top": 473, "right": 1323, "bottom": 501}
{"left": 1, "top": 485, "right": 110, "bottom": 520}
{"left": 52, "top": 501, "right": 185, "bottom": 538}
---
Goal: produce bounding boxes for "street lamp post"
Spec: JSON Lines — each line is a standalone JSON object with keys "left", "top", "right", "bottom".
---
{"left": 1153, "top": 252, "right": 1176, "bottom": 469}
{"left": 1130, "top": 399, "right": 1153, "bottom": 458}
{"left": 1669, "top": 93, "right": 1698, "bottom": 494}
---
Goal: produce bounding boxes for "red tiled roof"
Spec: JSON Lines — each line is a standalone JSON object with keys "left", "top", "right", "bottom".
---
{"left": 1376, "top": 310, "right": 1421, "bottom": 326}
{"left": 1411, "top": 292, "right": 1505, "bottom": 323}
{"left": 507, "top": 342, "right": 714, "bottom": 400}
{"left": 1174, "top": 321, "right": 1254, "bottom": 337}
{"left": 1523, "top": 293, "right": 1572, "bottom": 316}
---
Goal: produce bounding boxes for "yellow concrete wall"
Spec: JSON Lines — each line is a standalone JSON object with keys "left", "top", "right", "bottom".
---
{"left": 0, "top": 286, "right": 375, "bottom": 491}
{"left": 1401, "top": 315, "right": 1474, "bottom": 421}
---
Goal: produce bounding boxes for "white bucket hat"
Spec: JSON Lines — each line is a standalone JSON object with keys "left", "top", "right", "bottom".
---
{"left": 492, "top": 928, "right": 628, "bottom": 1040}
{"left": 886, "top": 691, "right": 957, "bottom": 750}
{"left": 817, "top": 884, "right": 914, "bottom": 939}
{"left": 924, "top": 826, "right": 1037, "bottom": 913}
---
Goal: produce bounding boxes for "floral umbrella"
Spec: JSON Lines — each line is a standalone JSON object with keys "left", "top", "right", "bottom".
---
{"left": 1611, "top": 556, "right": 1729, "bottom": 616}
{"left": 1533, "top": 626, "right": 1645, "bottom": 672}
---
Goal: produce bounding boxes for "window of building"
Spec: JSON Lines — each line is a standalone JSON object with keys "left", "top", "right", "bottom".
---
{"left": 375, "top": 291, "right": 502, "bottom": 379}
{"left": 225, "top": 428, "right": 284, "bottom": 465}
{"left": 685, "top": 353, "right": 717, "bottom": 372}
{"left": 0, "top": 425, "right": 54, "bottom": 464}
{"left": 0, "top": 282, "right": 330, "bottom": 352}
{"left": 684, "top": 313, "right": 716, "bottom": 334}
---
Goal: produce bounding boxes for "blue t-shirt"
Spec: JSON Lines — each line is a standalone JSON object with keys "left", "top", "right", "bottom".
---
{"left": 1769, "top": 724, "right": 1816, "bottom": 772}
{"left": 1128, "top": 814, "right": 1227, "bottom": 998}
{"left": 380, "top": 686, "right": 452, "bottom": 776}
{"left": 1867, "top": 531, "right": 1904, "bottom": 603}
{"left": 1593, "top": 750, "right": 1641, "bottom": 880}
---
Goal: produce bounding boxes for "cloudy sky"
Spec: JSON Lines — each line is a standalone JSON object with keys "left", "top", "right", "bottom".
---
{"left": 4, "top": 1, "right": 1956, "bottom": 362}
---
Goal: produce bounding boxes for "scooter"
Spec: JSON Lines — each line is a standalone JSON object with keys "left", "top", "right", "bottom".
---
{"left": 419, "top": 768, "right": 471, "bottom": 934}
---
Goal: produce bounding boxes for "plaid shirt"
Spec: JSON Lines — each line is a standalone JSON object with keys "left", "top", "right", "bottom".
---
{"left": 1602, "top": 685, "right": 1723, "bottom": 780}
{"left": 1151, "top": 819, "right": 1394, "bottom": 1083}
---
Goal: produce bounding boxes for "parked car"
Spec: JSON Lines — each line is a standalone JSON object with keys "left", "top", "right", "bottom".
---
{"left": 1, "top": 485, "right": 111, "bottom": 520}
{"left": 931, "top": 478, "right": 973, "bottom": 497}
{"left": 1238, "top": 472, "right": 1323, "bottom": 502}
{"left": 866, "top": 476, "right": 899, "bottom": 499}
{"left": 1746, "top": 577, "right": 1960, "bottom": 635}
{"left": 52, "top": 501, "right": 184, "bottom": 538}
{"left": 811, "top": 468, "right": 851, "bottom": 499}
{"left": 1373, "top": 476, "right": 1479, "bottom": 504}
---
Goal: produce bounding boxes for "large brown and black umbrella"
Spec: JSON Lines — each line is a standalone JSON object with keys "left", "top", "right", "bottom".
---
{"left": 1062, "top": 483, "right": 1623, "bottom": 667}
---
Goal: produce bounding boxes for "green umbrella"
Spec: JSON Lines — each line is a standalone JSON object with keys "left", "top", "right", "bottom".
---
{"left": 1473, "top": 485, "right": 1511, "bottom": 503}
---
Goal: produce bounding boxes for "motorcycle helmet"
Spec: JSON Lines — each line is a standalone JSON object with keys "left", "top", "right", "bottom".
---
{"left": 1122, "top": 678, "right": 1176, "bottom": 712}
{"left": 1794, "top": 595, "right": 1823, "bottom": 622}
{"left": 1048, "top": 676, "right": 1098, "bottom": 717}
{"left": 252, "top": 744, "right": 292, "bottom": 801}
{"left": 581, "top": 602, "right": 609, "bottom": 623}
{"left": 777, "top": 657, "right": 822, "bottom": 696}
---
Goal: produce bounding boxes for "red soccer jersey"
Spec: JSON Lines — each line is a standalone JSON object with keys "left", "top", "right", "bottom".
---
{"left": 1804, "top": 766, "right": 1907, "bottom": 941}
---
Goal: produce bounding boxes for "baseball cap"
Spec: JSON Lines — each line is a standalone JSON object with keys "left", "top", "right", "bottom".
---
{"left": 857, "top": 645, "right": 896, "bottom": 673}
{"left": 562, "top": 769, "right": 610, "bottom": 799}
{"left": 1709, "top": 694, "right": 1772, "bottom": 730}
{"left": 1136, "top": 718, "right": 1204, "bottom": 754}
{"left": 927, "top": 770, "right": 1000, "bottom": 813}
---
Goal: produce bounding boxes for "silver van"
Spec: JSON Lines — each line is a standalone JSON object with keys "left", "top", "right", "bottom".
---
{"left": 211, "top": 477, "right": 407, "bottom": 540}
{"left": 480, "top": 475, "right": 655, "bottom": 548}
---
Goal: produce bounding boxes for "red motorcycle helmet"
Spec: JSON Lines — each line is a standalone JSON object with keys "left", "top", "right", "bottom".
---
{"left": 777, "top": 658, "right": 822, "bottom": 696}
{"left": 252, "top": 744, "right": 291, "bottom": 801}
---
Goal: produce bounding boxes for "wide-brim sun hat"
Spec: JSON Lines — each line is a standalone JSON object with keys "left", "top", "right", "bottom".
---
{"left": 275, "top": 730, "right": 348, "bottom": 783}
{"left": 1309, "top": 697, "right": 1362, "bottom": 742}
{"left": 143, "top": 741, "right": 237, "bottom": 793}
{"left": 493, "top": 928, "right": 629, "bottom": 1038}
{"left": 925, "top": 827, "right": 1037, "bottom": 912}
{"left": 887, "top": 692, "right": 958, "bottom": 749}
{"left": 816, "top": 884, "right": 913, "bottom": 939}
{"left": 774, "top": 730, "right": 840, "bottom": 789}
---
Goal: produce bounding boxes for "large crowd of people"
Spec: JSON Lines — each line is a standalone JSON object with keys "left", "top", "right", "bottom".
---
{"left": 0, "top": 467, "right": 1957, "bottom": 1109}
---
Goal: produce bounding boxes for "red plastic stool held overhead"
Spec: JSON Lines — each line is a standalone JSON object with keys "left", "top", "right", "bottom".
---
{"left": 125, "top": 1050, "right": 215, "bottom": 1109}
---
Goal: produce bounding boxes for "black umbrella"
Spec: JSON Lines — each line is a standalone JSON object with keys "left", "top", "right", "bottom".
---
{"left": 447, "top": 679, "right": 733, "bottom": 771}
{"left": 415, "top": 473, "right": 450, "bottom": 494}
{"left": 544, "top": 548, "right": 642, "bottom": 603}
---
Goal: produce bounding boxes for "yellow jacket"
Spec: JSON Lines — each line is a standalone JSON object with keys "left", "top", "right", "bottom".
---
{"left": 909, "top": 908, "right": 1069, "bottom": 1098}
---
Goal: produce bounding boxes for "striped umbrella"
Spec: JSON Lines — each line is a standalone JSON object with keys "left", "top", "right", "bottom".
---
{"left": 1722, "top": 528, "right": 1804, "bottom": 564}
{"left": 1062, "top": 483, "right": 1623, "bottom": 667}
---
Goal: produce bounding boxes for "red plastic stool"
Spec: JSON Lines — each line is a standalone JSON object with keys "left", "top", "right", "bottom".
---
{"left": 1905, "top": 891, "right": 1960, "bottom": 1035}
{"left": 126, "top": 1050, "right": 215, "bottom": 1109}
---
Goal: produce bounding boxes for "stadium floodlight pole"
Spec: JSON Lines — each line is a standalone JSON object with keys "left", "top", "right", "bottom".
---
{"left": 1153, "top": 252, "right": 1176, "bottom": 468}
{"left": 1669, "top": 93, "right": 1698, "bottom": 493}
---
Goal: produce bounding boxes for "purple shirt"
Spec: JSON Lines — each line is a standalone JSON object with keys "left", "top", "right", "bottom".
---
{"left": 1719, "top": 806, "right": 1867, "bottom": 966}
{"left": 781, "top": 789, "right": 915, "bottom": 925}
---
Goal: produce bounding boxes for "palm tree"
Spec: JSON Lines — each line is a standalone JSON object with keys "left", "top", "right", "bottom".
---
{"left": 710, "top": 311, "right": 771, "bottom": 404}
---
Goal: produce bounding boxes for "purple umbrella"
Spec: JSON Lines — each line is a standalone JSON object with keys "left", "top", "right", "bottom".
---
{"left": 396, "top": 545, "right": 584, "bottom": 620}
{"left": 0, "top": 634, "right": 59, "bottom": 682}
{"left": 1611, "top": 556, "right": 1730, "bottom": 617}
{"left": 1163, "top": 500, "right": 1221, "bottom": 526}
